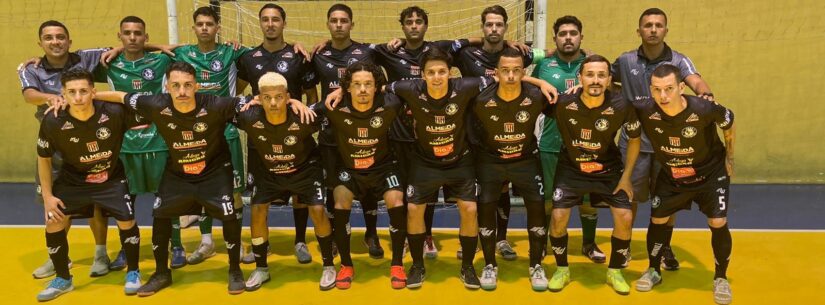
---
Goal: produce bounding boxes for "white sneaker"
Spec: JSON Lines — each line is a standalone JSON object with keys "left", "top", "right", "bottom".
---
{"left": 245, "top": 267, "right": 270, "bottom": 291}
{"left": 479, "top": 264, "right": 498, "bottom": 291}
{"left": 124, "top": 270, "right": 142, "bottom": 295}
{"left": 529, "top": 264, "right": 548, "bottom": 291}
{"left": 32, "top": 258, "right": 72, "bottom": 279}
{"left": 713, "top": 278, "right": 732, "bottom": 305}
{"left": 319, "top": 266, "right": 336, "bottom": 290}
{"left": 89, "top": 253, "right": 110, "bottom": 277}
{"left": 187, "top": 242, "right": 216, "bottom": 264}
{"left": 295, "top": 242, "right": 312, "bottom": 264}
{"left": 424, "top": 236, "right": 438, "bottom": 259}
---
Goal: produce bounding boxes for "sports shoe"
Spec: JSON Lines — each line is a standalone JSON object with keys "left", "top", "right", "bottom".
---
{"left": 661, "top": 246, "right": 680, "bottom": 271}
{"left": 36, "top": 276, "right": 73, "bottom": 302}
{"left": 424, "top": 236, "right": 438, "bottom": 259}
{"left": 529, "top": 264, "right": 548, "bottom": 291}
{"left": 335, "top": 266, "right": 354, "bottom": 289}
{"left": 547, "top": 266, "right": 570, "bottom": 292}
{"left": 581, "top": 243, "right": 607, "bottom": 264}
{"left": 228, "top": 269, "right": 245, "bottom": 295}
{"left": 32, "top": 259, "right": 73, "bottom": 279}
{"left": 479, "top": 264, "right": 498, "bottom": 290}
{"left": 241, "top": 246, "right": 255, "bottom": 264}
{"left": 109, "top": 249, "right": 127, "bottom": 271}
{"left": 390, "top": 265, "right": 406, "bottom": 289}
{"left": 245, "top": 267, "right": 270, "bottom": 292}
{"left": 124, "top": 270, "right": 142, "bottom": 295}
{"left": 606, "top": 268, "right": 630, "bottom": 295}
{"left": 89, "top": 253, "right": 111, "bottom": 277}
{"left": 364, "top": 235, "right": 384, "bottom": 259}
{"left": 459, "top": 265, "right": 480, "bottom": 289}
{"left": 170, "top": 246, "right": 187, "bottom": 269}
{"left": 496, "top": 240, "right": 517, "bottom": 261}
{"left": 635, "top": 268, "right": 662, "bottom": 292}
{"left": 136, "top": 271, "right": 171, "bottom": 297}
{"left": 186, "top": 242, "right": 216, "bottom": 265}
{"left": 406, "top": 264, "right": 425, "bottom": 289}
{"left": 295, "top": 242, "right": 312, "bottom": 264}
{"left": 622, "top": 250, "right": 633, "bottom": 268}
{"left": 319, "top": 266, "right": 336, "bottom": 290}
{"left": 713, "top": 278, "right": 732, "bottom": 305}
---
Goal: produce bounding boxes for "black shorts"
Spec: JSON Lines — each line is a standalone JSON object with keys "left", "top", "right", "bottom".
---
{"left": 335, "top": 161, "right": 403, "bottom": 201}
{"left": 154, "top": 162, "right": 241, "bottom": 221}
{"left": 551, "top": 163, "right": 631, "bottom": 209}
{"left": 52, "top": 178, "right": 135, "bottom": 221}
{"left": 477, "top": 155, "right": 544, "bottom": 203}
{"left": 246, "top": 145, "right": 261, "bottom": 190}
{"left": 390, "top": 140, "right": 414, "bottom": 185}
{"left": 320, "top": 145, "right": 341, "bottom": 187}
{"left": 251, "top": 163, "right": 326, "bottom": 206}
{"left": 406, "top": 154, "right": 477, "bottom": 204}
{"left": 651, "top": 167, "right": 730, "bottom": 219}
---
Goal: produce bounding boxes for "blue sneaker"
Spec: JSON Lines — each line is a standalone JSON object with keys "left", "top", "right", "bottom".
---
{"left": 109, "top": 249, "right": 127, "bottom": 271}
{"left": 124, "top": 270, "right": 142, "bottom": 295}
{"left": 37, "top": 276, "right": 73, "bottom": 302}
{"left": 170, "top": 246, "right": 187, "bottom": 269}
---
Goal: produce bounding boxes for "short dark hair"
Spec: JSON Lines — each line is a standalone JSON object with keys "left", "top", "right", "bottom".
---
{"left": 120, "top": 16, "right": 146, "bottom": 28}
{"left": 481, "top": 5, "right": 508, "bottom": 24}
{"left": 259, "top": 3, "right": 286, "bottom": 21}
{"left": 498, "top": 47, "right": 524, "bottom": 66}
{"left": 651, "top": 64, "right": 681, "bottom": 81}
{"left": 341, "top": 61, "right": 386, "bottom": 94}
{"left": 553, "top": 15, "right": 582, "bottom": 35}
{"left": 38, "top": 20, "right": 69, "bottom": 39}
{"left": 399, "top": 6, "right": 428, "bottom": 25}
{"left": 639, "top": 8, "right": 667, "bottom": 26}
{"left": 193, "top": 6, "right": 220, "bottom": 23}
{"left": 166, "top": 61, "right": 197, "bottom": 78}
{"left": 421, "top": 47, "right": 453, "bottom": 69}
{"left": 578, "top": 54, "right": 611, "bottom": 75}
{"left": 327, "top": 3, "right": 353, "bottom": 20}
{"left": 60, "top": 69, "right": 93, "bottom": 87}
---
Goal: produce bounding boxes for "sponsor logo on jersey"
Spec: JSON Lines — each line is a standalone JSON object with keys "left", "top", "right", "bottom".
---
{"left": 429, "top": 136, "right": 453, "bottom": 146}
{"left": 283, "top": 51, "right": 293, "bottom": 58}
{"left": 288, "top": 122, "right": 300, "bottom": 131}
{"left": 410, "top": 65, "right": 420, "bottom": 76}
{"left": 182, "top": 160, "right": 206, "bottom": 175}
{"left": 337, "top": 67, "right": 347, "bottom": 78}
{"left": 374, "top": 107, "right": 385, "bottom": 113}
{"left": 193, "top": 122, "right": 207, "bottom": 132}
{"left": 277, "top": 60, "right": 288, "bottom": 73}
{"left": 581, "top": 128, "right": 592, "bottom": 140}
{"left": 579, "top": 161, "right": 604, "bottom": 173}
{"left": 196, "top": 108, "right": 208, "bottom": 117}
{"left": 97, "top": 114, "right": 109, "bottom": 124}
{"left": 37, "top": 138, "right": 49, "bottom": 149}
{"left": 358, "top": 128, "right": 368, "bottom": 138}
{"left": 201, "top": 70, "right": 210, "bottom": 80}
{"left": 96, "top": 127, "right": 111, "bottom": 140}
{"left": 516, "top": 111, "right": 530, "bottom": 123}
{"left": 426, "top": 123, "right": 456, "bottom": 134}
{"left": 485, "top": 100, "right": 497, "bottom": 107}
{"left": 272, "top": 144, "right": 283, "bottom": 153}
{"left": 671, "top": 166, "right": 697, "bottom": 179}
{"left": 660, "top": 146, "right": 695, "bottom": 156}
{"left": 69, "top": 137, "right": 79, "bottom": 143}
{"left": 353, "top": 156, "right": 374, "bottom": 169}
{"left": 520, "top": 97, "right": 533, "bottom": 106}
{"left": 252, "top": 50, "right": 263, "bottom": 57}
{"left": 258, "top": 135, "right": 267, "bottom": 141}
{"left": 180, "top": 152, "right": 206, "bottom": 163}
{"left": 351, "top": 48, "right": 362, "bottom": 55}
{"left": 666, "top": 157, "right": 694, "bottom": 167}
{"left": 490, "top": 115, "right": 499, "bottom": 122}
{"left": 595, "top": 118, "right": 609, "bottom": 131}
{"left": 347, "top": 58, "right": 358, "bottom": 66}
{"left": 669, "top": 137, "right": 681, "bottom": 147}
{"left": 450, "top": 91, "right": 458, "bottom": 98}
{"left": 568, "top": 118, "right": 577, "bottom": 125}
{"left": 86, "top": 141, "right": 99, "bottom": 152}
{"left": 433, "top": 143, "right": 454, "bottom": 157}
{"left": 445, "top": 103, "right": 458, "bottom": 115}
{"left": 686, "top": 113, "right": 699, "bottom": 122}
{"left": 61, "top": 121, "right": 74, "bottom": 130}
{"left": 649, "top": 112, "right": 661, "bottom": 120}
{"left": 348, "top": 138, "right": 379, "bottom": 147}
{"left": 494, "top": 133, "right": 526, "bottom": 143}
{"left": 572, "top": 139, "right": 601, "bottom": 151}
{"left": 370, "top": 116, "right": 383, "bottom": 128}
{"left": 181, "top": 131, "right": 194, "bottom": 140}
{"left": 601, "top": 107, "right": 614, "bottom": 115}
{"left": 434, "top": 116, "right": 446, "bottom": 125}
{"left": 719, "top": 109, "right": 732, "bottom": 128}
{"left": 625, "top": 120, "right": 640, "bottom": 131}
{"left": 504, "top": 122, "right": 515, "bottom": 133}
{"left": 252, "top": 121, "right": 265, "bottom": 129}
{"left": 80, "top": 150, "right": 113, "bottom": 163}
{"left": 565, "top": 102, "right": 578, "bottom": 111}
{"left": 132, "top": 79, "right": 142, "bottom": 90}
{"left": 264, "top": 153, "right": 296, "bottom": 162}
{"left": 681, "top": 126, "right": 698, "bottom": 138}
{"left": 655, "top": 127, "right": 664, "bottom": 133}
{"left": 565, "top": 78, "right": 576, "bottom": 89}
{"left": 553, "top": 188, "right": 563, "bottom": 201}
{"left": 160, "top": 107, "right": 173, "bottom": 116}
{"left": 344, "top": 118, "right": 353, "bottom": 125}
{"left": 173, "top": 139, "right": 207, "bottom": 150}
{"left": 284, "top": 135, "right": 297, "bottom": 146}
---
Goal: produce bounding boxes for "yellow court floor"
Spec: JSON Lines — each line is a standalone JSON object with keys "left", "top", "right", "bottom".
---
{"left": 2, "top": 227, "right": 823, "bottom": 305}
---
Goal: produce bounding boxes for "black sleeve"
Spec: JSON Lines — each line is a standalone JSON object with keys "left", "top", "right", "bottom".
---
{"left": 433, "top": 39, "right": 470, "bottom": 57}
{"left": 36, "top": 120, "right": 56, "bottom": 158}
{"left": 299, "top": 55, "right": 317, "bottom": 90}
{"left": 711, "top": 101, "right": 735, "bottom": 130}
{"left": 623, "top": 105, "right": 642, "bottom": 138}
{"left": 125, "top": 92, "right": 153, "bottom": 117}
{"left": 386, "top": 80, "right": 416, "bottom": 99}
{"left": 236, "top": 55, "right": 249, "bottom": 83}
{"left": 383, "top": 93, "right": 403, "bottom": 113}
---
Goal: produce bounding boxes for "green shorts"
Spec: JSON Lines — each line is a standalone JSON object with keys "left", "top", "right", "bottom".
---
{"left": 540, "top": 151, "right": 559, "bottom": 201}
{"left": 227, "top": 137, "right": 246, "bottom": 193}
{"left": 121, "top": 151, "right": 169, "bottom": 194}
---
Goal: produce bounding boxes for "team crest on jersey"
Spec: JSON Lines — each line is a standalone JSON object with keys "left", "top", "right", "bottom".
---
{"left": 669, "top": 137, "right": 681, "bottom": 146}
{"left": 601, "top": 107, "right": 614, "bottom": 115}
{"left": 485, "top": 100, "right": 497, "bottom": 107}
{"left": 194, "top": 122, "right": 208, "bottom": 132}
{"left": 595, "top": 118, "right": 609, "bottom": 131}
{"left": 61, "top": 121, "right": 74, "bottom": 130}
{"left": 160, "top": 107, "right": 173, "bottom": 116}
{"left": 210, "top": 60, "right": 223, "bottom": 72}
{"left": 272, "top": 144, "right": 283, "bottom": 153}
{"left": 284, "top": 135, "right": 297, "bottom": 146}
{"left": 96, "top": 127, "right": 111, "bottom": 140}
{"left": 435, "top": 116, "right": 446, "bottom": 124}
{"left": 339, "top": 170, "right": 351, "bottom": 182}
{"left": 504, "top": 122, "right": 515, "bottom": 133}
{"left": 98, "top": 114, "right": 109, "bottom": 124}
{"left": 86, "top": 141, "right": 99, "bottom": 152}
{"left": 132, "top": 79, "right": 142, "bottom": 90}
{"left": 358, "top": 128, "right": 368, "bottom": 138}
{"left": 182, "top": 131, "right": 193, "bottom": 140}
{"left": 253, "top": 121, "right": 265, "bottom": 129}
{"left": 516, "top": 111, "right": 530, "bottom": 123}
{"left": 277, "top": 61, "right": 288, "bottom": 73}
{"left": 490, "top": 115, "right": 499, "bottom": 122}
{"left": 553, "top": 188, "right": 563, "bottom": 201}
{"left": 681, "top": 126, "right": 698, "bottom": 138}
{"left": 288, "top": 123, "right": 300, "bottom": 131}
{"left": 142, "top": 68, "right": 155, "bottom": 80}
{"left": 649, "top": 112, "right": 661, "bottom": 120}
{"left": 566, "top": 102, "right": 579, "bottom": 110}
{"left": 370, "top": 116, "right": 384, "bottom": 128}
{"left": 581, "top": 129, "right": 592, "bottom": 140}
{"left": 445, "top": 103, "right": 458, "bottom": 115}
{"left": 520, "top": 97, "right": 533, "bottom": 106}
{"left": 686, "top": 113, "right": 699, "bottom": 122}
{"left": 196, "top": 108, "right": 208, "bottom": 117}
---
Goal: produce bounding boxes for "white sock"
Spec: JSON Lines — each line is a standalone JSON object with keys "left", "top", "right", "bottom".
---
{"left": 201, "top": 233, "right": 213, "bottom": 245}
{"left": 95, "top": 245, "right": 107, "bottom": 256}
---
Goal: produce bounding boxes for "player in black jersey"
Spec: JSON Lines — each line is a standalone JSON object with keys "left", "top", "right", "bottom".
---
{"left": 235, "top": 3, "right": 320, "bottom": 265}
{"left": 310, "top": 62, "right": 407, "bottom": 290}
{"left": 633, "top": 65, "right": 735, "bottom": 305}
{"left": 546, "top": 55, "right": 641, "bottom": 295}
{"left": 35, "top": 70, "right": 142, "bottom": 301}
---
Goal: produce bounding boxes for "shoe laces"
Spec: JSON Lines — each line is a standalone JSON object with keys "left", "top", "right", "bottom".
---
{"left": 49, "top": 277, "right": 71, "bottom": 289}
{"left": 482, "top": 265, "right": 496, "bottom": 278}
{"left": 530, "top": 265, "right": 545, "bottom": 279}
{"left": 714, "top": 278, "right": 731, "bottom": 294}
{"left": 126, "top": 271, "right": 140, "bottom": 282}
{"left": 295, "top": 242, "right": 308, "bottom": 252}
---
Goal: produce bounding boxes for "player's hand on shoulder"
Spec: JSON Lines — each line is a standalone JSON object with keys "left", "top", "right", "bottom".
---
{"left": 312, "top": 39, "right": 331, "bottom": 55}
{"left": 224, "top": 40, "right": 243, "bottom": 51}
{"left": 538, "top": 81, "right": 559, "bottom": 104}
{"left": 325, "top": 88, "right": 344, "bottom": 110}
{"left": 506, "top": 40, "right": 530, "bottom": 54}
{"left": 293, "top": 43, "right": 311, "bottom": 62}
{"left": 241, "top": 96, "right": 261, "bottom": 112}
{"left": 100, "top": 46, "right": 124, "bottom": 67}
{"left": 387, "top": 38, "right": 405, "bottom": 52}
{"left": 564, "top": 84, "right": 582, "bottom": 95}
{"left": 288, "top": 99, "right": 317, "bottom": 124}
{"left": 45, "top": 95, "right": 67, "bottom": 117}
{"left": 17, "top": 57, "right": 41, "bottom": 72}
{"left": 698, "top": 92, "right": 715, "bottom": 102}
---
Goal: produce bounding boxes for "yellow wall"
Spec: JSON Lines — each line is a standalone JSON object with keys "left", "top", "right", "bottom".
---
{"left": 1, "top": 1, "right": 823, "bottom": 183}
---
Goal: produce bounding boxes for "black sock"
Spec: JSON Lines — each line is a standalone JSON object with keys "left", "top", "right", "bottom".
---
{"left": 408, "top": 233, "right": 426, "bottom": 267}
{"left": 222, "top": 218, "right": 242, "bottom": 271}
{"left": 424, "top": 203, "right": 435, "bottom": 236}
{"left": 361, "top": 197, "right": 378, "bottom": 238}
{"left": 293, "top": 207, "right": 308, "bottom": 244}
{"left": 152, "top": 217, "right": 172, "bottom": 273}
{"left": 647, "top": 222, "right": 669, "bottom": 273}
{"left": 119, "top": 224, "right": 141, "bottom": 272}
{"left": 525, "top": 200, "right": 547, "bottom": 266}
{"left": 459, "top": 235, "right": 478, "bottom": 267}
{"left": 252, "top": 240, "right": 269, "bottom": 268}
{"left": 609, "top": 236, "right": 631, "bottom": 269}
{"left": 45, "top": 229, "right": 70, "bottom": 279}
{"left": 317, "top": 234, "right": 334, "bottom": 266}
{"left": 710, "top": 224, "right": 732, "bottom": 279}
{"left": 387, "top": 206, "right": 407, "bottom": 266}
{"left": 333, "top": 209, "right": 352, "bottom": 266}
{"left": 496, "top": 191, "right": 511, "bottom": 242}
{"left": 477, "top": 202, "right": 498, "bottom": 266}
{"left": 549, "top": 234, "right": 569, "bottom": 267}
{"left": 663, "top": 224, "right": 675, "bottom": 250}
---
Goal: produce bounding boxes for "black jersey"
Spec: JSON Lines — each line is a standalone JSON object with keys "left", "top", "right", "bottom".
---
{"left": 456, "top": 46, "right": 534, "bottom": 77}
{"left": 126, "top": 92, "right": 239, "bottom": 179}
{"left": 473, "top": 82, "right": 550, "bottom": 162}
{"left": 37, "top": 101, "right": 135, "bottom": 185}
{"left": 388, "top": 77, "right": 492, "bottom": 166}
{"left": 554, "top": 90, "right": 642, "bottom": 176}
{"left": 311, "top": 93, "right": 402, "bottom": 171}
{"left": 235, "top": 106, "right": 320, "bottom": 175}
{"left": 635, "top": 95, "right": 734, "bottom": 185}
{"left": 236, "top": 44, "right": 316, "bottom": 97}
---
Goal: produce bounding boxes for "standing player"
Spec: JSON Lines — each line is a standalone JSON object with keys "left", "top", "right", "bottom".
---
{"left": 35, "top": 70, "right": 142, "bottom": 301}
{"left": 236, "top": 72, "right": 335, "bottom": 291}
{"left": 18, "top": 20, "right": 113, "bottom": 279}
{"left": 235, "top": 3, "right": 319, "bottom": 265}
{"left": 612, "top": 8, "right": 715, "bottom": 269}
{"left": 547, "top": 55, "right": 641, "bottom": 295}
{"left": 532, "top": 16, "right": 605, "bottom": 263}
{"left": 633, "top": 65, "right": 735, "bottom": 305}
{"left": 311, "top": 62, "right": 407, "bottom": 289}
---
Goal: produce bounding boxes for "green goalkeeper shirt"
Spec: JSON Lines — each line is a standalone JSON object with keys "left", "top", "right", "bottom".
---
{"left": 531, "top": 51, "right": 586, "bottom": 153}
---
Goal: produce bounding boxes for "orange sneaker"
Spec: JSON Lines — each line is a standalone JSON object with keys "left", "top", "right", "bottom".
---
{"left": 335, "top": 266, "right": 354, "bottom": 289}
{"left": 390, "top": 266, "right": 407, "bottom": 289}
